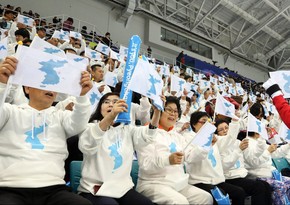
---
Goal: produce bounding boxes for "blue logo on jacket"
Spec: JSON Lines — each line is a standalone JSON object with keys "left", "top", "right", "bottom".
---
{"left": 25, "top": 124, "right": 47, "bottom": 149}
{"left": 208, "top": 148, "right": 216, "bottom": 167}
{"left": 108, "top": 141, "right": 123, "bottom": 172}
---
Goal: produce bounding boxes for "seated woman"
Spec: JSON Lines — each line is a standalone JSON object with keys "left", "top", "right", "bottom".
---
{"left": 136, "top": 96, "right": 213, "bottom": 205}
{"left": 77, "top": 92, "right": 161, "bottom": 205}
{"left": 215, "top": 119, "right": 272, "bottom": 205}
{"left": 186, "top": 111, "right": 246, "bottom": 205}
{"left": 243, "top": 131, "right": 290, "bottom": 205}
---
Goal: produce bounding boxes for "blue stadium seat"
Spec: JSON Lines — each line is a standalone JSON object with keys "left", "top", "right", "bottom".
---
{"left": 272, "top": 158, "right": 290, "bottom": 172}
{"left": 70, "top": 160, "right": 140, "bottom": 193}
{"left": 130, "top": 160, "right": 139, "bottom": 189}
{"left": 70, "top": 160, "right": 82, "bottom": 193}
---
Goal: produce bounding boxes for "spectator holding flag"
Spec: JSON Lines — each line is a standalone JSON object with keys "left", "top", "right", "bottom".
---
{"left": 186, "top": 111, "right": 246, "bottom": 205}
{"left": 243, "top": 130, "right": 290, "bottom": 205}
{"left": 78, "top": 92, "right": 163, "bottom": 205}
{"left": 136, "top": 96, "right": 213, "bottom": 205}
{"left": 263, "top": 78, "right": 290, "bottom": 129}
{"left": 0, "top": 56, "right": 93, "bottom": 205}
{"left": 215, "top": 119, "right": 272, "bottom": 205}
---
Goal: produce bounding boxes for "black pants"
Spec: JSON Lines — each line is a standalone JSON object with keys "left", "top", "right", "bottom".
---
{"left": 226, "top": 177, "right": 272, "bottom": 205}
{"left": 194, "top": 182, "right": 246, "bottom": 205}
{"left": 0, "top": 185, "right": 91, "bottom": 205}
{"left": 80, "top": 189, "right": 153, "bottom": 205}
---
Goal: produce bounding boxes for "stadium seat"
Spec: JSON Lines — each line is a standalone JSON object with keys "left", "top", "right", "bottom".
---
{"left": 70, "top": 160, "right": 82, "bottom": 193}
{"left": 70, "top": 160, "right": 140, "bottom": 193}
{"left": 130, "top": 160, "right": 139, "bottom": 189}
{"left": 272, "top": 158, "right": 290, "bottom": 172}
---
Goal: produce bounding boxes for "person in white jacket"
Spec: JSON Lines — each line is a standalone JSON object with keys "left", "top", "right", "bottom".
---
{"left": 0, "top": 56, "right": 92, "bottom": 205}
{"left": 136, "top": 96, "right": 213, "bottom": 205}
{"left": 186, "top": 111, "right": 246, "bottom": 205}
{"left": 78, "top": 92, "right": 162, "bottom": 205}
{"left": 215, "top": 119, "right": 272, "bottom": 205}
{"left": 243, "top": 131, "right": 290, "bottom": 205}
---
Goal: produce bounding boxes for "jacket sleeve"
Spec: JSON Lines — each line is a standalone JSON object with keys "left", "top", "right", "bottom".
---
{"left": 243, "top": 138, "right": 271, "bottom": 167}
{"left": 272, "top": 95, "right": 290, "bottom": 129}
{"left": 137, "top": 140, "right": 170, "bottom": 174}
{"left": 216, "top": 121, "right": 240, "bottom": 153}
{"left": 133, "top": 97, "right": 151, "bottom": 125}
{"left": 0, "top": 83, "right": 11, "bottom": 129}
{"left": 271, "top": 144, "right": 290, "bottom": 158}
{"left": 61, "top": 95, "right": 91, "bottom": 137}
{"left": 78, "top": 122, "right": 104, "bottom": 155}
{"left": 131, "top": 125, "right": 157, "bottom": 150}
{"left": 220, "top": 142, "right": 242, "bottom": 170}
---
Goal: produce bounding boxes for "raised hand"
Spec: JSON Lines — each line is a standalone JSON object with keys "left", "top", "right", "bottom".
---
{"left": 110, "top": 99, "right": 128, "bottom": 118}
{"left": 169, "top": 152, "right": 184, "bottom": 165}
{"left": 80, "top": 71, "right": 93, "bottom": 96}
{"left": 0, "top": 57, "right": 18, "bottom": 84}
{"left": 239, "top": 138, "right": 249, "bottom": 151}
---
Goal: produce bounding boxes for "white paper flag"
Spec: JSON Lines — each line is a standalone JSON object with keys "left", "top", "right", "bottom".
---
{"left": 12, "top": 46, "right": 86, "bottom": 96}
{"left": 170, "top": 74, "right": 186, "bottom": 93}
{"left": 85, "top": 47, "right": 102, "bottom": 61}
{"left": 160, "top": 63, "right": 170, "bottom": 77}
{"left": 127, "top": 56, "right": 164, "bottom": 110}
{"left": 30, "top": 36, "right": 66, "bottom": 58}
{"left": 215, "top": 93, "right": 239, "bottom": 119}
{"left": 210, "top": 76, "right": 218, "bottom": 85}
{"left": 17, "top": 14, "right": 34, "bottom": 27}
{"left": 95, "top": 42, "right": 110, "bottom": 56}
{"left": 186, "top": 67, "right": 193, "bottom": 77}
{"left": 193, "top": 74, "right": 199, "bottom": 82}
{"left": 104, "top": 71, "right": 118, "bottom": 88}
{"left": 184, "top": 122, "right": 216, "bottom": 151}
{"left": 185, "top": 82, "right": 198, "bottom": 92}
{"left": 69, "top": 31, "right": 82, "bottom": 40}
{"left": 278, "top": 122, "right": 290, "bottom": 142}
{"left": 86, "top": 83, "right": 103, "bottom": 113}
{"left": 66, "top": 52, "right": 89, "bottom": 66}
{"left": 52, "top": 30, "right": 69, "bottom": 42}
{"left": 110, "top": 49, "right": 122, "bottom": 62}
{"left": 119, "top": 45, "right": 128, "bottom": 57}
{"left": 247, "top": 112, "right": 268, "bottom": 139}
{"left": 270, "top": 71, "right": 290, "bottom": 98}
{"left": 265, "top": 101, "right": 277, "bottom": 114}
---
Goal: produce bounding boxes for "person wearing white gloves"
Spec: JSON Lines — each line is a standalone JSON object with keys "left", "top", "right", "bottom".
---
{"left": 263, "top": 78, "right": 290, "bottom": 128}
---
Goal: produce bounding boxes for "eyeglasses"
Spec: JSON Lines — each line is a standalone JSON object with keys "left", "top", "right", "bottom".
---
{"left": 198, "top": 120, "right": 207, "bottom": 124}
{"left": 103, "top": 99, "right": 118, "bottom": 105}
{"left": 164, "top": 107, "right": 179, "bottom": 115}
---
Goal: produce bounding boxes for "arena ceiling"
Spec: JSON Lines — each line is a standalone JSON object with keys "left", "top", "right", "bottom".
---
{"left": 105, "top": 0, "right": 290, "bottom": 71}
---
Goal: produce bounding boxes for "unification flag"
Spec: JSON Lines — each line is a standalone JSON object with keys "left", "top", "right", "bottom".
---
{"left": 127, "top": 55, "right": 164, "bottom": 111}
{"left": 95, "top": 42, "right": 110, "bottom": 56}
{"left": 69, "top": 31, "right": 82, "bottom": 41}
{"left": 30, "top": 36, "right": 66, "bottom": 58}
{"left": 12, "top": 46, "right": 86, "bottom": 96}
{"left": 52, "top": 30, "right": 69, "bottom": 42}
{"left": 17, "top": 14, "right": 34, "bottom": 27}
{"left": 270, "top": 71, "right": 290, "bottom": 98}
{"left": 247, "top": 112, "right": 268, "bottom": 140}
{"left": 184, "top": 121, "right": 216, "bottom": 151}
{"left": 215, "top": 93, "right": 239, "bottom": 119}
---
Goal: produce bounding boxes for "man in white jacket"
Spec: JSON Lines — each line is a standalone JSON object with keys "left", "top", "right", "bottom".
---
{"left": 0, "top": 56, "right": 92, "bottom": 205}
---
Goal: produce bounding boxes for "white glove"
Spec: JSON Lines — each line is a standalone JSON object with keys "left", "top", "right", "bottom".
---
{"left": 262, "top": 78, "right": 278, "bottom": 90}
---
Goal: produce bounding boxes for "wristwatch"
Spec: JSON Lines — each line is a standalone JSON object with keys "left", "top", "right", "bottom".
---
{"left": 149, "top": 123, "right": 157, "bottom": 129}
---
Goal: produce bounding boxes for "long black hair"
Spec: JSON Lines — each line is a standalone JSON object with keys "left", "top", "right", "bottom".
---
{"left": 89, "top": 92, "right": 120, "bottom": 123}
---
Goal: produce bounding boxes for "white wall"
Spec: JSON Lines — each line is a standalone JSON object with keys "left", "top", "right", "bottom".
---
{"left": 2, "top": 0, "right": 267, "bottom": 82}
